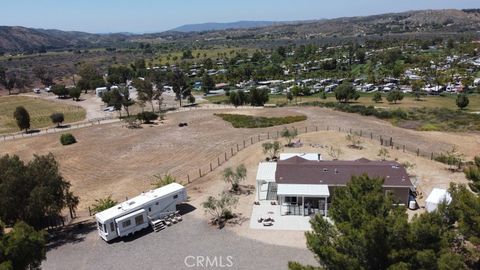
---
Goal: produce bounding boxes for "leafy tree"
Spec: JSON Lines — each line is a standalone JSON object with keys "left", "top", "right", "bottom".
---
{"left": 223, "top": 164, "right": 247, "bottom": 192}
{"left": 133, "top": 78, "right": 155, "bottom": 112}
{"left": 186, "top": 95, "right": 195, "bottom": 105}
{"left": 102, "top": 88, "right": 124, "bottom": 116}
{"left": 291, "top": 86, "right": 301, "bottom": 104}
{"left": 372, "top": 92, "right": 382, "bottom": 103}
{"left": 51, "top": 84, "right": 69, "bottom": 98}
{"left": 0, "top": 221, "right": 46, "bottom": 270}
{"left": 319, "top": 91, "right": 327, "bottom": 100}
{"left": 33, "top": 66, "right": 53, "bottom": 87}
{"left": 120, "top": 87, "right": 135, "bottom": 117}
{"left": 229, "top": 90, "right": 249, "bottom": 107}
{"left": 68, "top": 87, "right": 81, "bottom": 101}
{"left": 249, "top": 88, "right": 269, "bottom": 106}
{"left": 290, "top": 176, "right": 473, "bottom": 270}
{"left": 262, "top": 141, "right": 282, "bottom": 160}
{"left": 334, "top": 82, "right": 359, "bottom": 103}
{"left": 77, "top": 64, "right": 104, "bottom": 93}
{"left": 91, "top": 196, "right": 117, "bottom": 214}
{"left": 13, "top": 106, "right": 30, "bottom": 133}
{"left": 0, "top": 154, "right": 77, "bottom": 228}
{"left": 151, "top": 174, "right": 177, "bottom": 189}
{"left": 281, "top": 127, "right": 298, "bottom": 146}
{"left": 65, "top": 191, "right": 79, "bottom": 219}
{"left": 169, "top": 70, "right": 190, "bottom": 106}
{"left": 412, "top": 80, "right": 425, "bottom": 101}
{"left": 202, "top": 192, "right": 238, "bottom": 228}
{"left": 456, "top": 94, "right": 469, "bottom": 110}
{"left": 462, "top": 77, "right": 474, "bottom": 93}
{"left": 201, "top": 74, "right": 215, "bottom": 94}
{"left": 464, "top": 156, "right": 480, "bottom": 193}
{"left": 386, "top": 90, "right": 404, "bottom": 104}
{"left": 50, "top": 112, "right": 64, "bottom": 127}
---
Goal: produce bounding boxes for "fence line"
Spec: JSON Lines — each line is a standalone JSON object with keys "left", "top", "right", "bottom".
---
{"left": 1, "top": 105, "right": 260, "bottom": 142}
{"left": 178, "top": 123, "right": 444, "bottom": 188}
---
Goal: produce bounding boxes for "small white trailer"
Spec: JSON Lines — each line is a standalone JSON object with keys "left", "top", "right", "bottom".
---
{"left": 95, "top": 183, "right": 187, "bottom": 242}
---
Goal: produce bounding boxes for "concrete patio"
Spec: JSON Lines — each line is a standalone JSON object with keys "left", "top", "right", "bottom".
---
{"left": 249, "top": 201, "right": 313, "bottom": 231}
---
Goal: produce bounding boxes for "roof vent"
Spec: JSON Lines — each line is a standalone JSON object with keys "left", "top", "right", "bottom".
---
{"left": 334, "top": 168, "right": 339, "bottom": 174}
{"left": 323, "top": 168, "right": 328, "bottom": 172}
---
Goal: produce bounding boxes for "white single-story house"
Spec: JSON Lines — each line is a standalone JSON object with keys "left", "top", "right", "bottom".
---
{"left": 256, "top": 155, "right": 414, "bottom": 218}
{"left": 279, "top": 153, "right": 321, "bottom": 161}
{"left": 425, "top": 188, "right": 452, "bottom": 213}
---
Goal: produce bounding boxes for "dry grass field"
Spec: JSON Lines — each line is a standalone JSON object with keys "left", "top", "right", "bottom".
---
{"left": 0, "top": 106, "right": 478, "bottom": 216}
{"left": 0, "top": 95, "right": 86, "bottom": 134}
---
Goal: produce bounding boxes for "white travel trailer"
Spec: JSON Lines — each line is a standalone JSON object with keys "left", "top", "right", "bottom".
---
{"left": 95, "top": 183, "right": 187, "bottom": 242}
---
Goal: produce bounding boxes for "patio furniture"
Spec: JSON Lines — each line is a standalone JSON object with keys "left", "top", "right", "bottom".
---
{"left": 257, "top": 218, "right": 264, "bottom": 223}
{"left": 263, "top": 221, "right": 273, "bottom": 227}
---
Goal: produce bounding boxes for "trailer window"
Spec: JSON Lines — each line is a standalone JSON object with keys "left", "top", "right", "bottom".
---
{"left": 110, "top": 222, "right": 114, "bottom": 232}
{"left": 122, "top": 220, "right": 131, "bottom": 228}
{"left": 135, "top": 215, "right": 144, "bottom": 226}
{"left": 173, "top": 194, "right": 178, "bottom": 199}
{"left": 97, "top": 222, "right": 103, "bottom": 232}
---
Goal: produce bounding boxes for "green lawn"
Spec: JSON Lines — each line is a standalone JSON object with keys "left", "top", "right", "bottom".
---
{"left": 206, "top": 93, "right": 480, "bottom": 111}
{"left": 0, "top": 96, "right": 86, "bottom": 134}
{"left": 215, "top": 113, "right": 307, "bottom": 128}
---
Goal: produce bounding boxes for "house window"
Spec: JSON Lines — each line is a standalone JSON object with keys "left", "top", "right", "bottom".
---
{"left": 110, "top": 222, "right": 114, "bottom": 232}
{"left": 173, "top": 194, "right": 178, "bottom": 199}
{"left": 148, "top": 207, "right": 151, "bottom": 212}
{"left": 155, "top": 202, "right": 159, "bottom": 205}
{"left": 98, "top": 222, "right": 103, "bottom": 232}
{"left": 122, "top": 220, "right": 131, "bottom": 228}
{"left": 135, "top": 215, "right": 144, "bottom": 226}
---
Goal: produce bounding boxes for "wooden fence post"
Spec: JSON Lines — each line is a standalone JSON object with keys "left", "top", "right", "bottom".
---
{"left": 210, "top": 163, "right": 212, "bottom": 172}
{"left": 305, "top": 127, "right": 307, "bottom": 133}
{"left": 417, "top": 149, "right": 420, "bottom": 156}
{"left": 237, "top": 144, "right": 240, "bottom": 151}
{"left": 199, "top": 168, "right": 202, "bottom": 177}
{"left": 258, "top": 134, "right": 260, "bottom": 142}
{"left": 225, "top": 152, "right": 227, "bottom": 161}
{"left": 327, "top": 126, "right": 329, "bottom": 131}
{"left": 218, "top": 157, "right": 220, "bottom": 166}
{"left": 431, "top": 152, "right": 434, "bottom": 160}
{"left": 267, "top": 132, "right": 270, "bottom": 139}
{"left": 187, "top": 174, "right": 190, "bottom": 183}
{"left": 390, "top": 138, "right": 393, "bottom": 148}
{"left": 88, "top": 206, "right": 91, "bottom": 216}
{"left": 403, "top": 145, "right": 405, "bottom": 152}
{"left": 370, "top": 132, "right": 373, "bottom": 140}
{"left": 380, "top": 136, "right": 383, "bottom": 145}
{"left": 231, "top": 148, "right": 234, "bottom": 156}
{"left": 316, "top": 126, "right": 318, "bottom": 131}
{"left": 251, "top": 137, "right": 253, "bottom": 144}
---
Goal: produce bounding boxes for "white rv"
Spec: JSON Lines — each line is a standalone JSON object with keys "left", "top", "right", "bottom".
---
{"left": 95, "top": 183, "right": 187, "bottom": 242}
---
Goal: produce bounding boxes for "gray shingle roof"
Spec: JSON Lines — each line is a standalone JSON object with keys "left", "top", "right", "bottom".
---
{"left": 275, "top": 157, "right": 413, "bottom": 187}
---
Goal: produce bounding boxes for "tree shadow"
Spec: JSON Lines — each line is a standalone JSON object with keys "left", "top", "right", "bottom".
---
{"left": 46, "top": 220, "right": 97, "bottom": 251}
{"left": 56, "top": 124, "right": 71, "bottom": 129}
{"left": 26, "top": 129, "right": 41, "bottom": 134}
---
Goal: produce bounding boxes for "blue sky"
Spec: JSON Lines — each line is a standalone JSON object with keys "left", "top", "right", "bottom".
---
{"left": 1, "top": 0, "right": 478, "bottom": 33}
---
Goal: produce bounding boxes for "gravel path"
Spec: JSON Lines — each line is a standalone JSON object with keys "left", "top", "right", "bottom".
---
{"left": 42, "top": 213, "right": 317, "bottom": 270}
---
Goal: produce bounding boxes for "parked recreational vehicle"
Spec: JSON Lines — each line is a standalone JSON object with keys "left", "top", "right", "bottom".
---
{"left": 95, "top": 183, "right": 187, "bottom": 242}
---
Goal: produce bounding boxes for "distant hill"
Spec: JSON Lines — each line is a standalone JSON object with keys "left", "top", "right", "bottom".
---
{"left": 170, "top": 21, "right": 287, "bottom": 32}
{"left": 0, "top": 26, "right": 128, "bottom": 52}
{"left": 1, "top": 9, "right": 480, "bottom": 52}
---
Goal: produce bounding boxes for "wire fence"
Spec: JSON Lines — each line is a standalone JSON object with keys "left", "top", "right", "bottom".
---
{"left": 177, "top": 123, "right": 446, "bottom": 188}
{"left": 1, "top": 116, "right": 117, "bottom": 142}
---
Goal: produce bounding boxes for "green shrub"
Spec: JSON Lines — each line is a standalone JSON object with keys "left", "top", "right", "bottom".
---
{"left": 137, "top": 111, "right": 158, "bottom": 123}
{"left": 60, "top": 133, "right": 76, "bottom": 145}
